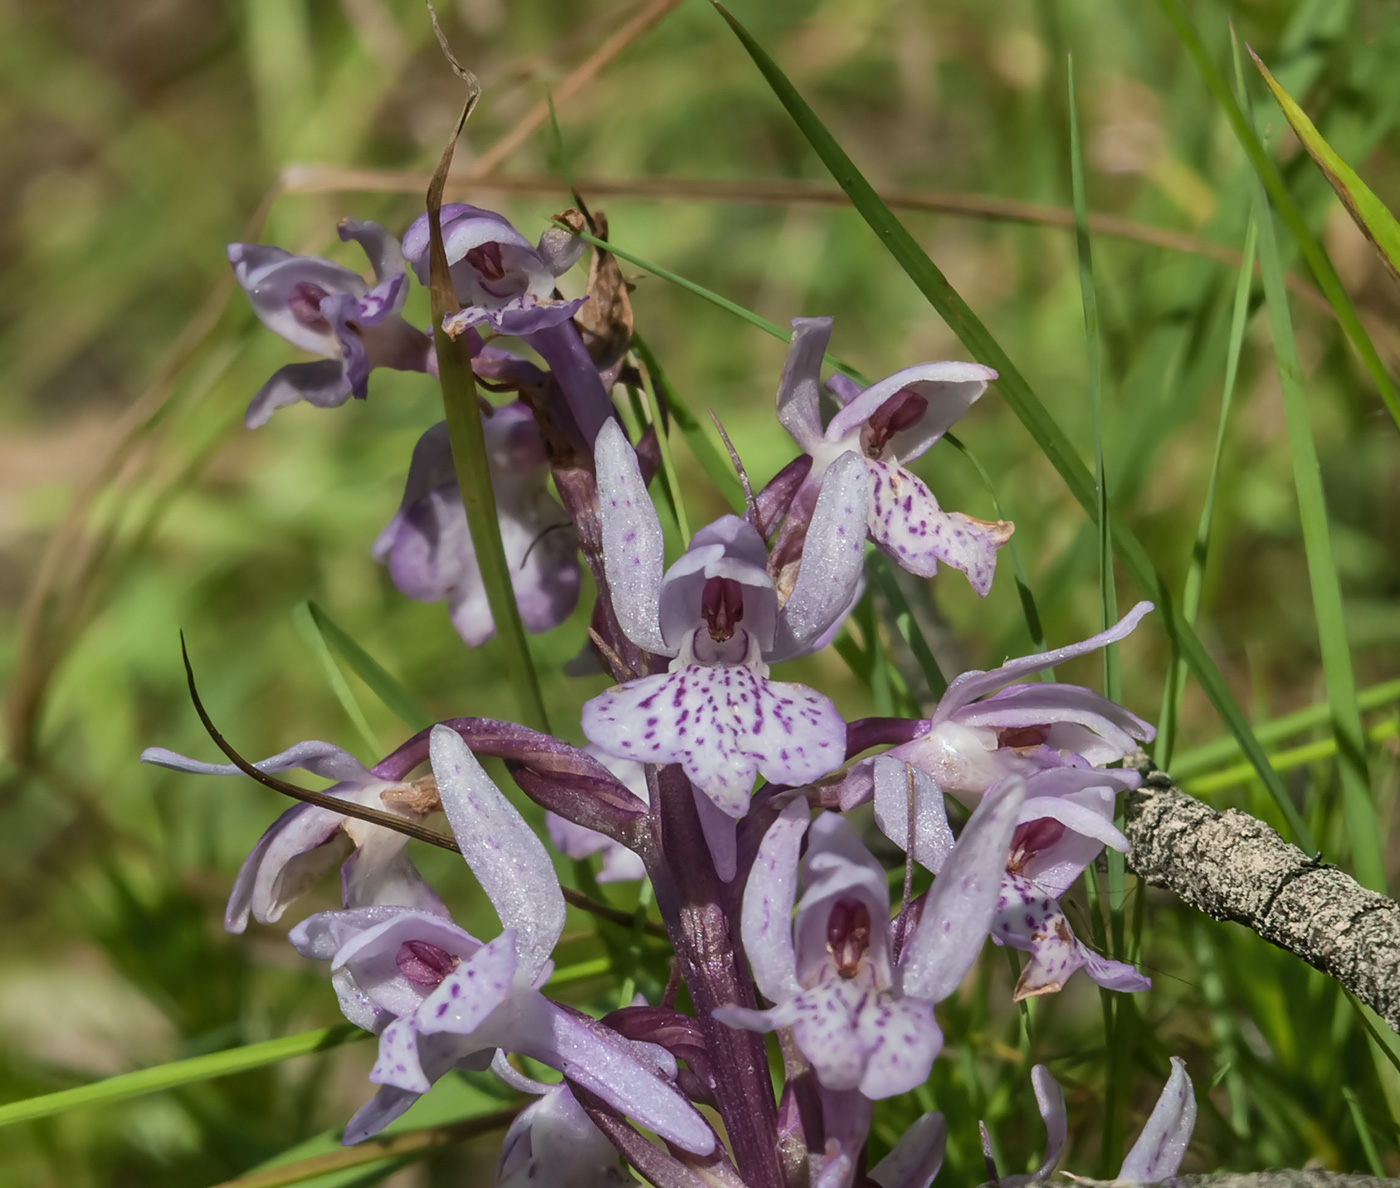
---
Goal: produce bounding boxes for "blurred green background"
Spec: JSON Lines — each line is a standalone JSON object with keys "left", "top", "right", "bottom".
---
{"left": 3, "top": 0, "right": 1400, "bottom": 1183}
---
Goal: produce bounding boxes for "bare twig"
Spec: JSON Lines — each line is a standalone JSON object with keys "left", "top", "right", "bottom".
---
{"left": 1123, "top": 752, "right": 1400, "bottom": 1032}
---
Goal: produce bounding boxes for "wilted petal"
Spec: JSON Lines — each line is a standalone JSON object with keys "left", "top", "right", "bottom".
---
{"left": 582, "top": 666, "right": 845, "bottom": 817}
{"left": 825, "top": 361, "right": 996, "bottom": 464}
{"left": 1119, "top": 1058, "right": 1195, "bottom": 1182}
{"left": 430, "top": 726, "right": 565, "bottom": 984}
{"left": 855, "top": 993, "right": 940, "bottom": 1099}
{"left": 866, "top": 458, "right": 1011, "bottom": 596}
{"left": 872, "top": 756, "right": 954, "bottom": 875}
{"left": 937, "top": 601, "right": 1154, "bottom": 717}
{"left": 869, "top": 1112, "right": 947, "bottom": 1188}
{"left": 740, "top": 798, "right": 809, "bottom": 1003}
{"left": 898, "top": 776, "right": 1025, "bottom": 1002}
{"left": 771, "top": 450, "right": 869, "bottom": 661}
{"left": 595, "top": 419, "right": 668, "bottom": 655}
{"left": 775, "top": 316, "right": 832, "bottom": 453}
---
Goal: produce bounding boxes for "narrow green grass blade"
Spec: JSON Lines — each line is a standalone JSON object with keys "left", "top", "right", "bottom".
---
{"left": 1155, "top": 0, "right": 1400, "bottom": 432}
{"left": 1068, "top": 56, "right": 1118, "bottom": 704}
{"left": 1173, "top": 677, "right": 1400, "bottom": 778}
{"left": 1234, "top": 36, "right": 1382, "bottom": 892}
{"left": 1252, "top": 49, "right": 1400, "bottom": 287}
{"left": 1186, "top": 714, "right": 1396, "bottom": 796}
{"left": 867, "top": 553, "right": 947, "bottom": 702}
{"left": 632, "top": 331, "right": 745, "bottom": 512}
{"left": 307, "top": 600, "right": 432, "bottom": 733}
{"left": 293, "top": 600, "right": 380, "bottom": 757}
{"left": 1343, "top": 1087, "right": 1387, "bottom": 1178}
{"left": 0, "top": 1025, "right": 368, "bottom": 1129}
{"left": 1157, "top": 218, "right": 1258, "bottom": 769}
{"left": 712, "top": 0, "right": 1316, "bottom": 851}
{"left": 637, "top": 354, "right": 692, "bottom": 542}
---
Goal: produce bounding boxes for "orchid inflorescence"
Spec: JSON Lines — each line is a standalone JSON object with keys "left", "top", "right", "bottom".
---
{"left": 142, "top": 199, "right": 1196, "bottom": 1188}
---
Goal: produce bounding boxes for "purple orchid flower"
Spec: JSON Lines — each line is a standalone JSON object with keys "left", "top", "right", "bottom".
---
{"left": 139, "top": 739, "right": 444, "bottom": 933}
{"left": 373, "top": 406, "right": 581, "bottom": 648}
{"left": 714, "top": 776, "right": 1025, "bottom": 1099}
{"left": 229, "top": 219, "right": 433, "bottom": 429}
{"left": 402, "top": 205, "right": 610, "bottom": 447}
{"left": 403, "top": 205, "right": 586, "bottom": 338}
{"left": 581, "top": 419, "right": 868, "bottom": 832}
{"left": 491, "top": 1053, "right": 635, "bottom": 1188}
{"left": 840, "top": 601, "right": 1156, "bottom": 812}
{"left": 545, "top": 747, "right": 648, "bottom": 883}
{"left": 873, "top": 757, "right": 1148, "bottom": 1000}
{"left": 773, "top": 317, "right": 1010, "bottom": 595}
{"left": 987, "top": 1058, "right": 1194, "bottom": 1183}
{"left": 290, "top": 725, "right": 713, "bottom": 1154}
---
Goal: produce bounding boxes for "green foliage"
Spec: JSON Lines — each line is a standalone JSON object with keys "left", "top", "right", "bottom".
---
{"left": 3, "top": 0, "right": 1399, "bottom": 1183}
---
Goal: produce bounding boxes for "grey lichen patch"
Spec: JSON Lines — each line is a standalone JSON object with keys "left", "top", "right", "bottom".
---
{"left": 1121, "top": 752, "right": 1400, "bottom": 1033}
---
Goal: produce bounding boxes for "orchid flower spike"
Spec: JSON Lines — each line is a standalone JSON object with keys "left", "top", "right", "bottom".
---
{"left": 229, "top": 219, "right": 432, "bottom": 428}
{"left": 581, "top": 418, "right": 868, "bottom": 830}
{"left": 773, "top": 316, "right": 1010, "bottom": 595}
{"left": 139, "top": 739, "right": 445, "bottom": 932}
{"left": 290, "top": 726, "right": 713, "bottom": 1155}
{"left": 545, "top": 748, "right": 649, "bottom": 883}
{"left": 715, "top": 777, "right": 1024, "bottom": 1098}
{"left": 373, "top": 408, "right": 581, "bottom": 648}
{"left": 840, "top": 601, "right": 1156, "bottom": 813}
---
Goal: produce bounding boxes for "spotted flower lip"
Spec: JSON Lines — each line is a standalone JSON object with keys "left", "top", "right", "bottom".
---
{"left": 773, "top": 316, "right": 1010, "bottom": 595}
{"left": 290, "top": 726, "right": 713, "bottom": 1155}
{"left": 581, "top": 418, "right": 868, "bottom": 824}
{"left": 138, "top": 739, "right": 445, "bottom": 932}
{"left": 229, "top": 218, "right": 433, "bottom": 428}
{"left": 373, "top": 406, "right": 581, "bottom": 648}
{"left": 714, "top": 776, "right": 1024, "bottom": 1099}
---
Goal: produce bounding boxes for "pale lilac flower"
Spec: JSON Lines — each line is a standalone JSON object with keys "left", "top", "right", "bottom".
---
{"left": 230, "top": 219, "right": 432, "bottom": 428}
{"left": 290, "top": 725, "right": 713, "bottom": 1154}
{"left": 991, "top": 1059, "right": 1194, "bottom": 1183}
{"left": 715, "top": 776, "right": 1025, "bottom": 1098}
{"left": 773, "top": 317, "right": 1010, "bottom": 594}
{"left": 491, "top": 1053, "right": 634, "bottom": 1188}
{"left": 139, "top": 739, "right": 444, "bottom": 932}
{"left": 402, "top": 205, "right": 586, "bottom": 337}
{"left": 581, "top": 419, "right": 868, "bottom": 828}
{"left": 372, "top": 406, "right": 581, "bottom": 648}
{"left": 839, "top": 601, "right": 1156, "bottom": 812}
{"left": 545, "top": 748, "right": 648, "bottom": 883}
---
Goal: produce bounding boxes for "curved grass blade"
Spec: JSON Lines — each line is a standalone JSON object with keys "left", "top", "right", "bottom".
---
{"left": 1172, "top": 676, "right": 1400, "bottom": 778}
{"left": 711, "top": 0, "right": 1315, "bottom": 852}
{"left": 1186, "top": 714, "right": 1396, "bottom": 796}
{"left": 293, "top": 601, "right": 381, "bottom": 757}
{"left": 1156, "top": 217, "right": 1258, "bottom": 769}
{"left": 306, "top": 600, "right": 432, "bottom": 733}
{"left": 0, "top": 1025, "right": 369, "bottom": 1130}
{"left": 868, "top": 552, "right": 948, "bottom": 703}
{"left": 1154, "top": 0, "right": 1400, "bottom": 432}
{"left": 1251, "top": 48, "right": 1400, "bottom": 288}
{"left": 1234, "top": 34, "right": 1382, "bottom": 892}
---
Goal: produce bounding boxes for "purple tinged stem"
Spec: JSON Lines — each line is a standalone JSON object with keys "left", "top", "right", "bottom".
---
{"left": 647, "top": 764, "right": 784, "bottom": 1188}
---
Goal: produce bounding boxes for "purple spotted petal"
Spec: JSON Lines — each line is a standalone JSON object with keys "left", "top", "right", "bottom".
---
{"left": 1119, "top": 1058, "right": 1195, "bottom": 1182}
{"left": 855, "top": 993, "right": 941, "bottom": 1099}
{"left": 865, "top": 458, "right": 1011, "bottom": 596}
{"left": 429, "top": 726, "right": 565, "bottom": 983}
{"left": 937, "top": 601, "right": 1154, "bottom": 718}
{"left": 370, "top": 1015, "right": 433, "bottom": 1093}
{"left": 825, "top": 360, "right": 996, "bottom": 464}
{"left": 898, "top": 775, "right": 1025, "bottom": 1002}
{"left": 872, "top": 756, "right": 954, "bottom": 875}
{"left": 775, "top": 316, "right": 832, "bottom": 454}
{"left": 771, "top": 450, "right": 869, "bottom": 662}
{"left": 594, "top": 419, "right": 668, "bottom": 655}
{"left": 415, "top": 929, "right": 518, "bottom": 1035}
{"left": 581, "top": 666, "right": 845, "bottom": 817}
{"left": 869, "top": 1111, "right": 947, "bottom": 1188}
{"left": 739, "top": 798, "right": 809, "bottom": 1003}
{"left": 787, "top": 980, "right": 867, "bottom": 1091}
